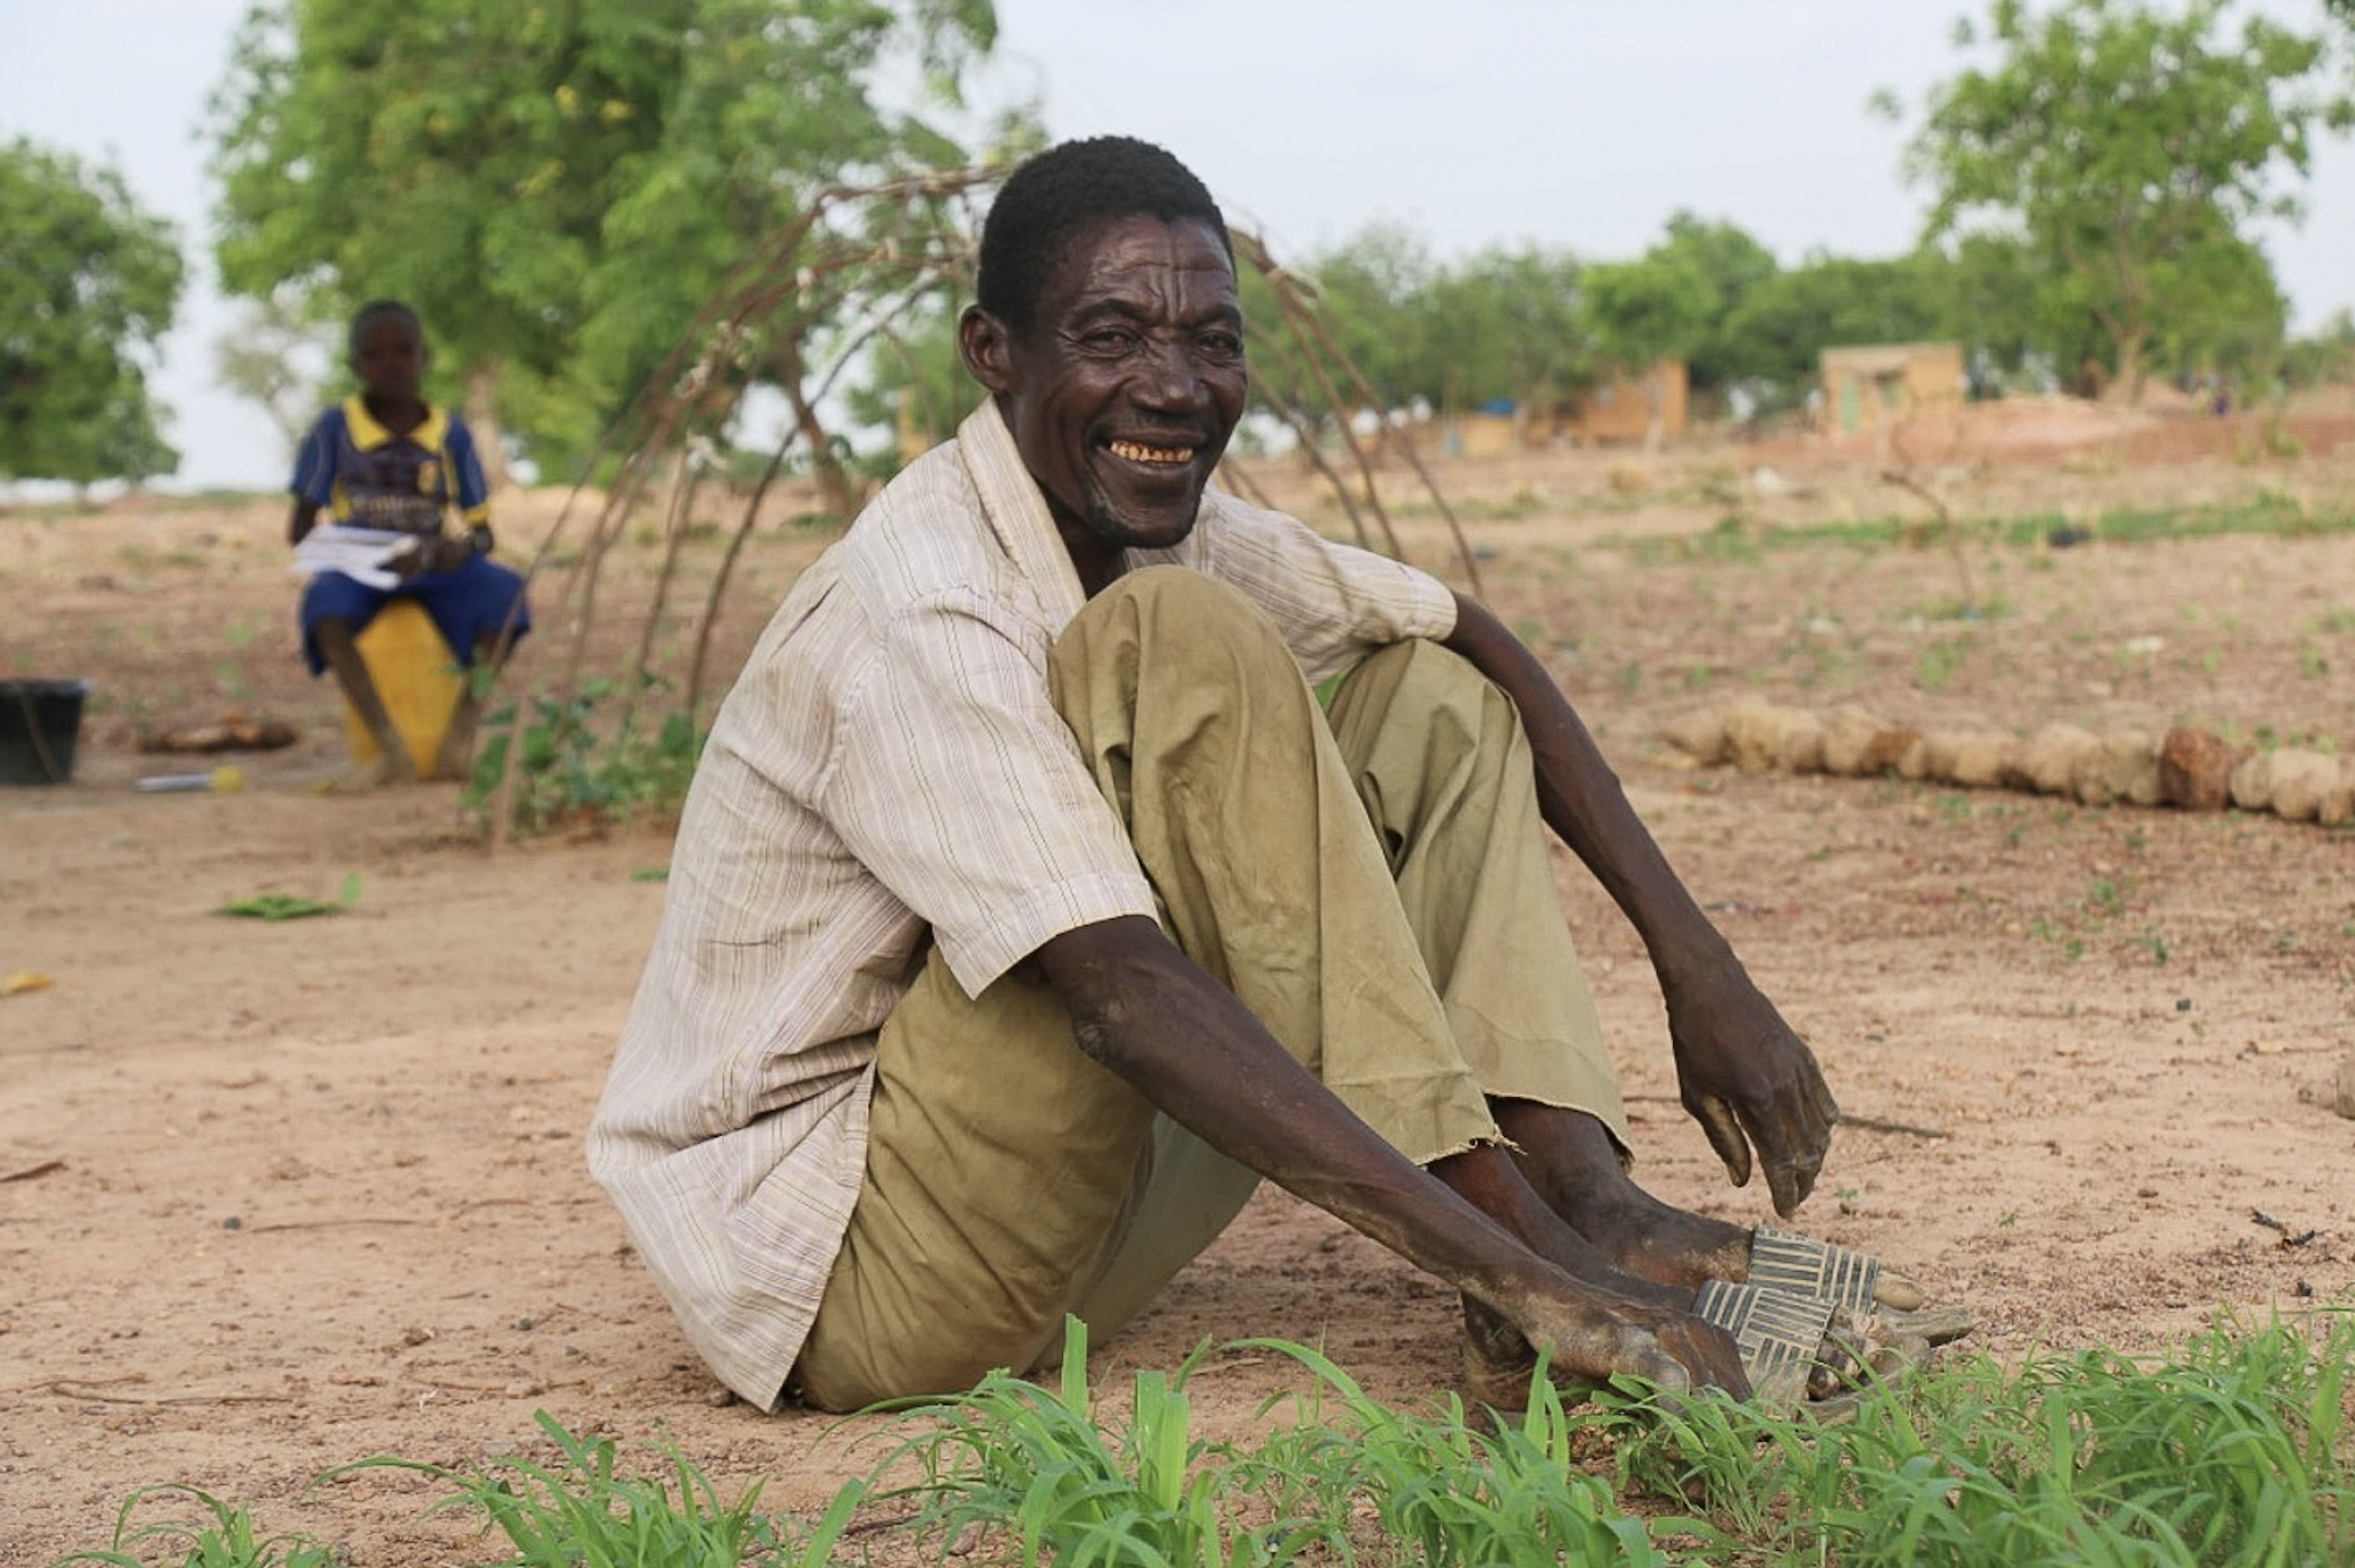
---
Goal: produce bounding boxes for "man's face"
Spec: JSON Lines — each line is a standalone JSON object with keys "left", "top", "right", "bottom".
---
{"left": 967, "top": 215, "right": 1247, "bottom": 558}
{"left": 350, "top": 317, "right": 427, "bottom": 403}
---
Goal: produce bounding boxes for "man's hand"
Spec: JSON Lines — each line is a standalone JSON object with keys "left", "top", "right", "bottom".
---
{"left": 1661, "top": 960, "right": 1837, "bottom": 1218}
{"left": 1039, "top": 917, "right": 1759, "bottom": 1398}
{"left": 1440, "top": 593, "right": 1840, "bottom": 1218}
{"left": 1506, "top": 1281, "right": 1752, "bottom": 1398}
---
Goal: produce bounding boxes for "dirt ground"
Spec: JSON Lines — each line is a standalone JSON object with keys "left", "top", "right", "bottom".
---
{"left": 5, "top": 394, "right": 2354, "bottom": 1562}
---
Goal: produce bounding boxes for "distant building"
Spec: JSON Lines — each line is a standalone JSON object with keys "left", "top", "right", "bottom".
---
{"left": 1444, "top": 359, "right": 1688, "bottom": 456}
{"left": 1818, "top": 343, "right": 1966, "bottom": 434}
{"left": 1561, "top": 359, "right": 1687, "bottom": 444}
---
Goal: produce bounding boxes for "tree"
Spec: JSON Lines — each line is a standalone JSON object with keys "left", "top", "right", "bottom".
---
{"left": 2282, "top": 307, "right": 2355, "bottom": 389}
{"left": 1640, "top": 213, "right": 1781, "bottom": 405}
{"left": 207, "top": 0, "right": 1004, "bottom": 482}
{"left": 1720, "top": 251, "right": 1956, "bottom": 413}
{"left": 1889, "top": 0, "right": 2353, "bottom": 402}
{"left": 1417, "top": 244, "right": 1590, "bottom": 413}
{"left": 1258, "top": 220, "right": 1440, "bottom": 413}
{"left": 838, "top": 292, "right": 975, "bottom": 465}
{"left": 2137, "top": 222, "right": 2286, "bottom": 391}
{"left": 1578, "top": 252, "right": 1712, "bottom": 373}
{"left": 1228, "top": 228, "right": 1591, "bottom": 432}
{"left": 0, "top": 138, "right": 183, "bottom": 485}
{"left": 214, "top": 286, "right": 335, "bottom": 455}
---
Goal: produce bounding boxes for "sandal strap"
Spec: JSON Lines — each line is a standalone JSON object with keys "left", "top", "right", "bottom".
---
{"left": 1693, "top": 1279, "right": 1834, "bottom": 1405}
{"left": 1749, "top": 1224, "right": 1884, "bottom": 1313}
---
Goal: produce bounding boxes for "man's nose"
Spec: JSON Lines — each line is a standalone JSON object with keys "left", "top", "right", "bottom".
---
{"left": 1133, "top": 337, "right": 1207, "bottom": 409}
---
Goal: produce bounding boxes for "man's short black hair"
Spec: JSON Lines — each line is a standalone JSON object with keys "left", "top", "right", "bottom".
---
{"left": 349, "top": 299, "right": 423, "bottom": 350}
{"left": 975, "top": 137, "right": 1233, "bottom": 331}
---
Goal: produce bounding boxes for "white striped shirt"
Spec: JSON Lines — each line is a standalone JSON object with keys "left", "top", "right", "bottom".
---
{"left": 587, "top": 399, "right": 1457, "bottom": 1406}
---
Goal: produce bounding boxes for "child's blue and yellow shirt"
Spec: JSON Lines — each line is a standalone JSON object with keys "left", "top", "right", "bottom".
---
{"left": 289, "top": 397, "right": 492, "bottom": 538}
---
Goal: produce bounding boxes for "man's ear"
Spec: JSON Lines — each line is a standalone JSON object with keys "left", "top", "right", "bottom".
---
{"left": 958, "top": 304, "right": 1014, "bottom": 396}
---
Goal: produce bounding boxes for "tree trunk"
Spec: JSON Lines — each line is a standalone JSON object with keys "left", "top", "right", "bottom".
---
{"left": 2113, "top": 334, "right": 2147, "bottom": 407}
{"left": 461, "top": 360, "right": 513, "bottom": 493}
{"left": 773, "top": 341, "right": 858, "bottom": 521}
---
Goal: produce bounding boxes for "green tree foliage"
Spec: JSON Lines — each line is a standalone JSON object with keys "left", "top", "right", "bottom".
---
{"left": 0, "top": 138, "right": 183, "bottom": 484}
{"left": 1243, "top": 227, "right": 1587, "bottom": 420}
{"left": 1263, "top": 220, "right": 1441, "bottom": 413}
{"left": 1637, "top": 213, "right": 1780, "bottom": 400}
{"left": 1891, "top": 0, "right": 2353, "bottom": 400}
{"left": 1579, "top": 251, "right": 1712, "bottom": 376}
{"left": 1248, "top": 213, "right": 1952, "bottom": 432}
{"left": 214, "top": 286, "right": 334, "bottom": 454}
{"left": 836, "top": 292, "right": 973, "bottom": 467}
{"left": 2281, "top": 307, "right": 2355, "bottom": 389}
{"left": 2143, "top": 224, "right": 2287, "bottom": 390}
{"left": 574, "top": 0, "right": 1002, "bottom": 463}
{"left": 208, "top": 0, "right": 1004, "bottom": 479}
{"left": 1723, "top": 251, "right": 1956, "bottom": 412}
{"left": 1420, "top": 244, "right": 1590, "bottom": 413}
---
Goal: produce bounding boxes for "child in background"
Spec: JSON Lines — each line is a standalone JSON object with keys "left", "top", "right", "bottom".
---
{"left": 287, "top": 300, "right": 530, "bottom": 784}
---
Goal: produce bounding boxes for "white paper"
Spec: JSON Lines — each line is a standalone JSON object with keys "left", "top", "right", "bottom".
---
{"left": 291, "top": 524, "right": 421, "bottom": 590}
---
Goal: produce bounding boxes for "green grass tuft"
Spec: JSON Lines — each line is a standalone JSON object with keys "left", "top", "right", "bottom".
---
{"left": 327, "top": 1408, "right": 847, "bottom": 1568}
{"left": 1610, "top": 1307, "right": 2355, "bottom": 1567}
{"left": 57, "top": 1307, "right": 2355, "bottom": 1567}
{"left": 53, "top": 1484, "right": 335, "bottom": 1568}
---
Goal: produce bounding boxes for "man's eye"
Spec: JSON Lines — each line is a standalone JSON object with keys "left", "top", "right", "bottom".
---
{"left": 1198, "top": 333, "right": 1243, "bottom": 360}
{"left": 1081, "top": 328, "right": 1135, "bottom": 350}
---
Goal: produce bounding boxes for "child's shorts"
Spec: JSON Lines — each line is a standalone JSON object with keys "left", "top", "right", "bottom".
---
{"left": 300, "top": 554, "right": 532, "bottom": 675}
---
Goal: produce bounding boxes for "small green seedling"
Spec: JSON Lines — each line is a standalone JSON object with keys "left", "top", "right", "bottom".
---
{"left": 214, "top": 873, "right": 364, "bottom": 922}
{"left": 56, "top": 1481, "right": 334, "bottom": 1568}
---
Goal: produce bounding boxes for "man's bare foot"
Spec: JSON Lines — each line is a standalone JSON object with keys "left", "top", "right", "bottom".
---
{"left": 1497, "top": 1101, "right": 1936, "bottom": 1315}
{"left": 1431, "top": 1143, "right": 1694, "bottom": 1312}
{"left": 1494, "top": 1100, "right": 1751, "bottom": 1291}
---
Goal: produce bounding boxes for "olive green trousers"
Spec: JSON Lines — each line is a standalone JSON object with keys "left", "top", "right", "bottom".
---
{"left": 790, "top": 567, "right": 1623, "bottom": 1410}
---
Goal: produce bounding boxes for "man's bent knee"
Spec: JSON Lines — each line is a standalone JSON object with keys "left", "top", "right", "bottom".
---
{"left": 1331, "top": 636, "right": 1514, "bottom": 729}
{"left": 1054, "top": 567, "right": 1294, "bottom": 674}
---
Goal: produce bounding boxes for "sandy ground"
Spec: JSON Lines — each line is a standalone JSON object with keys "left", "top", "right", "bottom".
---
{"left": 4, "top": 396, "right": 2354, "bottom": 1562}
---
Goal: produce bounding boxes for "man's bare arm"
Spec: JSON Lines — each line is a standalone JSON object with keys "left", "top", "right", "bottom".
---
{"left": 1439, "top": 592, "right": 1837, "bottom": 1216}
{"left": 1031, "top": 914, "right": 1747, "bottom": 1393}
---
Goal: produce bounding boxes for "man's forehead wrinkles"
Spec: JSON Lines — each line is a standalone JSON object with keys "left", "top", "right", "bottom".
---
{"left": 1065, "top": 286, "right": 1240, "bottom": 323}
{"left": 1072, "top": 260, "right": 1234, "bottom": 296}
{"left": 1059, "top": 266, "right": 1240, "bottom": 325}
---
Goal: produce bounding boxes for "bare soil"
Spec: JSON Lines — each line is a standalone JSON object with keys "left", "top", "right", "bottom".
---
{"left": 5, "top": 394, "right": 2354, "bottom": 1562}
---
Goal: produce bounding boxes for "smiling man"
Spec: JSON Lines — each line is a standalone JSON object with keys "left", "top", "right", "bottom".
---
{"left": 590, "top": 137, "right": 1959, "bottom": 1416}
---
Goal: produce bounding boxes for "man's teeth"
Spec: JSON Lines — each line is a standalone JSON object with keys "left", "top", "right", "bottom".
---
{"left": 1108, "top": 439, "right": 1193, "bottom": 466}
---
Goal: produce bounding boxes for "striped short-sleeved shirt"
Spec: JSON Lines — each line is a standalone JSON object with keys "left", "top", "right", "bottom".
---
{"left": 587, "top": 399, "right": 1457, "bottom": 1407}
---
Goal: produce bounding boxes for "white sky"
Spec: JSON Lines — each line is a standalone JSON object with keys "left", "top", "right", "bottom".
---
{"left": 5, "top": 0, "right": 2352, "bottom": 490}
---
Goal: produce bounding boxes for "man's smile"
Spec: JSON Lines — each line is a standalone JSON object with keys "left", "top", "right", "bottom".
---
{"left": 1106, "top": 437, "right": 1197, "bottom": 467}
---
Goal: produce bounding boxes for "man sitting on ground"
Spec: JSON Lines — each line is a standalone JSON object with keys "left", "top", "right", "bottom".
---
{"left": 590, "top": 136, "right": 1960, "bottom": 1414}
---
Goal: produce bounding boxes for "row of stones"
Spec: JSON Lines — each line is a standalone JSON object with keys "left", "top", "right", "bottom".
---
{"left": 1663, "top": 696, "right": 2355, "bottom": 826}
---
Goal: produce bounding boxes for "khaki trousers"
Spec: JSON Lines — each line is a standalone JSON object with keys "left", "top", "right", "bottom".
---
{"left": 789, "top": 567, "right": 1623, "bottom": 1410}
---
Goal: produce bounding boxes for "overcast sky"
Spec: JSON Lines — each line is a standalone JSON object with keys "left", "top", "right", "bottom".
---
{"left": 6, "top": 0, "right": 2352, "bottom": 490}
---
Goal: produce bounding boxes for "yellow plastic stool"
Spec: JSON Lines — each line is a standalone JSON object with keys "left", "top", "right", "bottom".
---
{"left": 341, "top": 600, "right": 465, "bottom": 778}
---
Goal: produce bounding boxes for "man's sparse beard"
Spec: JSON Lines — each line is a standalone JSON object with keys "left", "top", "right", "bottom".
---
{"left": 1079, "top": 490, "right": 1199, "bottom": 552}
